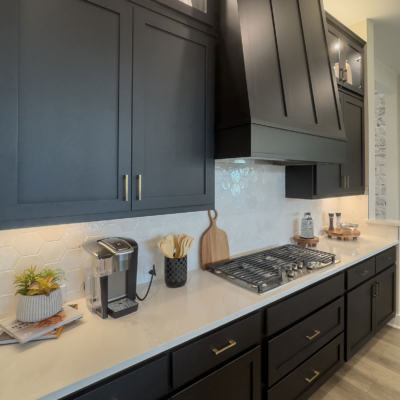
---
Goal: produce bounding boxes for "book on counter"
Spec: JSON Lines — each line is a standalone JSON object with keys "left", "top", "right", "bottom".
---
{"left": 0, "top": 304, "right": 83, "bottom": 344}
{"left": 0, "top": 327, "right": 60, "bottom": 345}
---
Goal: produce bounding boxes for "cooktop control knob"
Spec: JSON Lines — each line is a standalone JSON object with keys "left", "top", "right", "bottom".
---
{"left": 291, "top": 263, "right": 298, "bottom": 271}
{"left": 307, "top": 261, "right": 318, "bottom": 270}
{"left": 297, "top": 261, "right": 303, "bottom": 269}
{"left": 286, "top": 268, "right": 294, "bottom": 277}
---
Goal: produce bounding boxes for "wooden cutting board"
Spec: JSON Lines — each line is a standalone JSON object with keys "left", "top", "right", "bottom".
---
{"left": 201, "top": 210, "right": 230, "bottom": 270}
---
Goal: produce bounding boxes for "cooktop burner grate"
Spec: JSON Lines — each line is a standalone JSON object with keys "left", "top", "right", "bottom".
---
{"left": 208, "top": 245, "right": 336, "bottom": 294}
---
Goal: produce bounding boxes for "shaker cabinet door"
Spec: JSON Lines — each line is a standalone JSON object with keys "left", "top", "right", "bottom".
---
{"left": 375, "top": 265, "right": 396, "bottom": 333}
{"left": 341, "top": 93, "right": 365, "bottom": 194}
{"left": 340, "top": 40, "right": 364, "bottom": 95}
{"left": 346, "top": 278, "right": 375, "bottom": 360}
{"left": 0, "top": 0, "right": 133, "bottom": 227}
{"left": 131, "top": 6, "right": 215, "bottom": 212}
{"left": 315, "top": 164, "right": 344, "bottom": 198}
{"left": 327, "top": 22, "right": 364, "bottom": 96}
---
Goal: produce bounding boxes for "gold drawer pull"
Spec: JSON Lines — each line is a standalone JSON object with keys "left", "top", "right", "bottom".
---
{"left": 359, "top": 270, "right": 369, "bottom": 276}
{"left": 212, "top": 340, "right": 236, "bottom": 355}
{"left": 305, "top": 371, "right": 320, "bottom": 383}
{"left": 306, "top": 330, "right": 321, "bottom": 340}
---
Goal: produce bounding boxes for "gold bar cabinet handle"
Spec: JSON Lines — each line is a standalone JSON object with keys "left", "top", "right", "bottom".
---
{"left": 138, "top": 175, "right": 142, "bottom": 201}
{"left": 306, "top": 330, "right": 321, "bottom": 340}
{"left": 305, "top": 371, "right": 320, "bottom": 383}
{"left": 123, "top": 175, "right": 129, "bottom": 202}
{"left": 212, "top": 340, "right": 236, "bottom": 355}
{"left": 359, "top": 270, "right": 369, "bottom": 276}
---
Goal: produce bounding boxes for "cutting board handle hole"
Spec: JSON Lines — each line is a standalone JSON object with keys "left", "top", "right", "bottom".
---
{"left": 208, "top": 209, "right": 218, "bottom": 222}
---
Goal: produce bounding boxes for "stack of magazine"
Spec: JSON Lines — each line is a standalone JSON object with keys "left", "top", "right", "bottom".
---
{"left": 0, "top": 305, "right": 83, "bottom": 345}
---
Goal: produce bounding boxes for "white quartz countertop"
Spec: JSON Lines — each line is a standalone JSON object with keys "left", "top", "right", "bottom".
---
{"left": 0, "top": 235, "right": 398, "bottom": 400}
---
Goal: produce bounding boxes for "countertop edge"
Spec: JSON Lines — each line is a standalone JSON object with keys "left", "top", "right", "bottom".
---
{"left": 40, "top": 238, "right": 399, "bottom": 400}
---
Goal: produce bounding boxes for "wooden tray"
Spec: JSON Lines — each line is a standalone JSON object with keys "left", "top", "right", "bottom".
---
{"left": 325, "top": 228, "right": 360, "bottom": 241}
{"left": 293, "top": 235, "right": 319, "bottom": 248}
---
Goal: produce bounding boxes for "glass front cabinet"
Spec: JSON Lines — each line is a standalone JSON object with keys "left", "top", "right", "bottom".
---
{"left": 154, "top": 0, "right": 215, "bottom": 26}
{"left": 327, "top": 23, "right": 364, "bottom": 96}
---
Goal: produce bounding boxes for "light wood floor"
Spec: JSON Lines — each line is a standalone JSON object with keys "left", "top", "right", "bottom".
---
{"left": 310, "top": 326, "right": 400, "bottom": 400}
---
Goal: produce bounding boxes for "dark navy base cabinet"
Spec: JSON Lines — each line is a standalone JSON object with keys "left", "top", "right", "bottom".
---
{"left": 62, "top": 247, "right": 396, "bottom": 400}
{"left": 0, "top": 0, "right": 215, "bottom": 230}
{"left": 172, "top": 347, "right": 261, "bottom": 400}
{"left": 347, "top": 264, "right": 396, "bottom": 360}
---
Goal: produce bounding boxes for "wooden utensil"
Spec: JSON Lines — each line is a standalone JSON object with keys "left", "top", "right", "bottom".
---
{"left": 166, "top": 234, "right": 176, "bottom": 256}
{"left": 176, "top": 233, "right": 186, "bottom": 258}
{"left": 157, "top": 239, "right": 174, "bottom": 259}
{"left": 200, "top": 210, "right": 230, "bottom": 270}
{"left": 180, "top": 236, "right": 194, "bottom": 258}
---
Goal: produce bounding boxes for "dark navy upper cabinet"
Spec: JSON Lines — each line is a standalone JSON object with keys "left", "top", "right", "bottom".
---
{"left": 131, "top": 6, "right": 215, "bottom": 212}
{"left": 0, "top": 0, "right": 133, "bottom": 225}
{"left": 0, "top": 0, "right": 215, "bottom": 229}
{"left": 326, "top": 13, "right": 365, "bottom": 96}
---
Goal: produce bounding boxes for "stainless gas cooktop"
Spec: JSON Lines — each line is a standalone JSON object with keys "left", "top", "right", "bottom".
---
{"left": 208, "top": 245, "right": 337, "bottom": 295}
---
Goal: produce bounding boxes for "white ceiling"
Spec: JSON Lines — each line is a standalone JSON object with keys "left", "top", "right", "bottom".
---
{"left": 324, "top": 0, "right": 400, "bottom": 74}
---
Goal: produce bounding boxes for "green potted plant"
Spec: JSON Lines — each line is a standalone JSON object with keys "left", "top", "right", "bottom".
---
{"left": 14, "top": 267, "right": 66, "bottom": 323}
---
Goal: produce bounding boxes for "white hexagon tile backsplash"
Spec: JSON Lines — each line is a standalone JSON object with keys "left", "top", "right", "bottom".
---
{"left": 0, "top": 163, "right": 373, "bottom": 314}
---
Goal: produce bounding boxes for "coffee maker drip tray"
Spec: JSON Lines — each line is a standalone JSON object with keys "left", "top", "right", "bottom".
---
{"left": 108, "top": 297, "right": 138, "bottom": 319}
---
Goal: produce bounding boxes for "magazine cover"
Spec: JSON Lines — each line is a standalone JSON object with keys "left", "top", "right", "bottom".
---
{"left": 0, "top": 328, "right": 58, "bottom": 345}
{"left": 0, "top": 306, "right": 83, "bottom": 344}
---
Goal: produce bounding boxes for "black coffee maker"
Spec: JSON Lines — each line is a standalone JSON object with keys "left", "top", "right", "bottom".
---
{"left": 82, "top": 237, "right": 139, "bottom": 319}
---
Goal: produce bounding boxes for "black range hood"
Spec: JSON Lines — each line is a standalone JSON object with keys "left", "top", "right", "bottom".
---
{"left": 215, "top": 0, "right": 347, "bottom": 165}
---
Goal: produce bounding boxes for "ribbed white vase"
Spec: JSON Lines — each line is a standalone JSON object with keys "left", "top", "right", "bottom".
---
{"left": 16, "top": 289, "right": 62, "bottom": 323}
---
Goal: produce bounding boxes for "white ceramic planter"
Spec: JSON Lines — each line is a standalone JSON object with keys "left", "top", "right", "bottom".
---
{"left": 16, "top": 289, "right": 62, "bottom": 323}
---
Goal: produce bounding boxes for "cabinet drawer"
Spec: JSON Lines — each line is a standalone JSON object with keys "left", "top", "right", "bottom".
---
{"left": 266, "top": 273, "right": 345, "bottom": 336}
{"left": 74, "top": 356, "right": 168, "bottom": 400}
{"left": 347, "top": 258, "right": 376, "bottom": 290}
{"left": 268, "top": 334, "right": 345, "bottom": 400}
{"left": 171, "top": 347, "right": 261, "bottom": 400}
{"left": 268, "top": 297, "right": 344, "bottom": 387}
{"left": 376, "top": 247, "right": 396, "bottom": 273}
{"left": 172, "top": 312, "right": 262, "bottom": 389}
